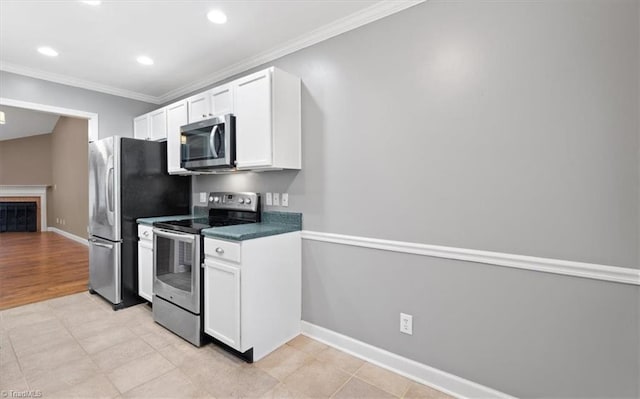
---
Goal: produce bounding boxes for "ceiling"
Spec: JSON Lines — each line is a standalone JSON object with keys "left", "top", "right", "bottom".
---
{"left": 0, "top": 106, "right": 60, "bottom": 141}
{"left": 0, "top": 1, "right": 421, "bottom": 104}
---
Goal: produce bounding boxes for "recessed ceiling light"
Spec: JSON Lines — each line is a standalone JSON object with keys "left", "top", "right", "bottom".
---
{"left": 136, "top": 56, "right": 154, "bottom": 66}
{"left": 81, "top": 1, "right": 101, "bottom": 5}
{"left": 37, "top": 47, "right": 58, "bottom": 57}
{"left": 207, "top": 10, "right": 227, "bottom": 24}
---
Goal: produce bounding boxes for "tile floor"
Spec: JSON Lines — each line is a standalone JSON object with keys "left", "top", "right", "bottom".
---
{"left": 0, "top": 292, "right": 453, "bottom": 398}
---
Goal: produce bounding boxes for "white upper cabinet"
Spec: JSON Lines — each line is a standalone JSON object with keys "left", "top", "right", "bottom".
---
{"left": 149, "top": 108, "right": 167, "bottom": 141}
{"left": 133, "top": 114, "right": 150, "bottom": 140}
{"left": 166, "top": 100, "right": 189, "bottom": 175}
{"left": 188, "top": 84, "right": 235, "bottom": 124}
{"left": 136, "top": 66, "right": 301, "bottom": 173}
{"left": 133, "top": 109, "right": 167, "bottom": 141}
{"left": 234, "top": 70, "right": 272, "bottom": 169}
{"left": 233, "top": 67, "right": 301, "bottom": 170}
{"left": 209, "top": 84, "right": 234, "bottom": 117}
{"left": 187, "top": 92, "right": 210, "bottom": 123}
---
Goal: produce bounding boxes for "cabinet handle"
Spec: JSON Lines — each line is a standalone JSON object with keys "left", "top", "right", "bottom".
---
{"left": 143, "top": 231, "right": 149, "bottom": 237}
{"left": 208, "top": 113, "right": 213, "bottom": 116}
{"left": 202, "top": 114, "right": 207, "bottom": 118}
{"left": 215, "top": 247, "right": 224, "bottom": 254}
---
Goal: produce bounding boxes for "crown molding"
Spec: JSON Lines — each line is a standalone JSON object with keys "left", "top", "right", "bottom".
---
{"left": 157, "top": 0, "right": 425, "bottom": 103}
{"left": 0, "top": 61, "right": 162, "bottom": 104}
{"left": 1, "top": 1, "right": 425, "bottom": 106}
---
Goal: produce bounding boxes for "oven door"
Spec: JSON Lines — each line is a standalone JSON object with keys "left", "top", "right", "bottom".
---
{"left": 180, "top": 115, "right": 235, "bottom": 170}
{"left": 153, "top": 228, "right": 200, "bottom": 314}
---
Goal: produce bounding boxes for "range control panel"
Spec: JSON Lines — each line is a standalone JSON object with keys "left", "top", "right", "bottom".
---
{"left": 208, "top": 192, "right": 259, "bottom": 212}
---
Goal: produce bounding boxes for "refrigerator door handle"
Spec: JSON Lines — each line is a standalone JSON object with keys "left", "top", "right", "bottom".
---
{"left": 106, "top": 155, "right": 115, "bottom": 225}
{"left": 91, "top": 241, "right": 114, "bottom": 249}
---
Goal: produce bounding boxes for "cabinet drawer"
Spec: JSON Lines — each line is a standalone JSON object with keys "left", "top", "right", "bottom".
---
{"left": 204, "top": 238, "right": 241, "bottom": 263}
{"left": 138, "top": 224, "right": 153, "bottom": 242}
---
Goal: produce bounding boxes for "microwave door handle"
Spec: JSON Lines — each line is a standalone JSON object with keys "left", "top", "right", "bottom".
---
{"left": 209, "top": 125, "right": 219, "bottom": 158}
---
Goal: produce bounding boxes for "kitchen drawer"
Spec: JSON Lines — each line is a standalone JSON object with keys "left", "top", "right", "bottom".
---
{"left": 204, "top": 237, "right": 241, "bottom": 263}
{"left": 138, "top": 224, "right": 153, "bottom": 242}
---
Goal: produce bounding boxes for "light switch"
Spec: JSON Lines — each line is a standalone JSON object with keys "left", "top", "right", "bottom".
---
{"left": 199, "top": 192, "right": 207, "bottom": 203}
{"left": 266, "top": 192, "right": 273, "bottom": 206}
{"left": 273, "top": 193, "right": 280, "bottom": 206}
{"left": 281, "top": 193, "right": 289, "bottom": 207}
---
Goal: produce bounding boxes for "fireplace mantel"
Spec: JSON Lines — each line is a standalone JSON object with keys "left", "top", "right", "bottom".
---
{"left": 0, "top": 185, "right": 49, "bottom": 231}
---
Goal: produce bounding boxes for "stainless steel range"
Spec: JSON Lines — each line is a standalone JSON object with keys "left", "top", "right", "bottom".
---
{"left": 151, "top": 192, "right": 260, "bottom": 346}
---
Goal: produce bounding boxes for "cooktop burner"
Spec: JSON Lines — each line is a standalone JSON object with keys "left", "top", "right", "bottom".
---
{"left": 152, "top": 192, "right": 261, "bottom": 235}
{"left": 153, "top": 217, "right": 255, "bottom": 234}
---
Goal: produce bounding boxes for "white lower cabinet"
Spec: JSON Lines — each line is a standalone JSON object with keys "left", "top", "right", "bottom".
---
{"left": 137, "top": 224, "right": 154, "bottom": 302}
{"left": 203, "top": 232, "right": 301, "bottom": 361}
{"left": 203, "top": 260, "right": 241, "bottom": 349}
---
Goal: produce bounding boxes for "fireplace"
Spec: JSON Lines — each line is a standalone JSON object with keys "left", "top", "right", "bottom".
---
{"left": 0, "top": 202, "right": 37, "bottom": 232}
{"left": 0, "top": 186, "right": 48, "bottom": 232}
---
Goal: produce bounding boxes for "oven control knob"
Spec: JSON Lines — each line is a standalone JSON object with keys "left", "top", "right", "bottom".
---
{"left": 209, "top": 196, "right": 214, "bottom": 202}
{"left": 238, "top": 198, "right": 245, "bottom": 204}
{"left": 213, "top": 197, "right": 220, "bottom": 203}
{"left": 245, "top": 198, "right": 252, "bottom": 204}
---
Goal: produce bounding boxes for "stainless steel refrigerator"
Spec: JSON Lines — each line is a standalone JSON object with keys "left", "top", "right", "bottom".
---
{"left": 88, "top": 137, "right": 190, "bottom": 310}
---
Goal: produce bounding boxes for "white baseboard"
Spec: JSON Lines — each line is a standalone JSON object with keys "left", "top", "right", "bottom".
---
{"left": 47, "top": 227, "right": 88, "bottom": 246}
{"left": 301, "top": 321, "right": 516, "bottom": 399}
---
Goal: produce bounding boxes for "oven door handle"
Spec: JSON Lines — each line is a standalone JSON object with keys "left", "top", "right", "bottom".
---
{"left": 152, "top": 228, "right": 197, "bottom": 243}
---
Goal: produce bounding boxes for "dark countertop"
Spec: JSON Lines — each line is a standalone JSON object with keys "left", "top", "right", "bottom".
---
{"left": 202, "top": 211, "right": 302, "bottom": 241}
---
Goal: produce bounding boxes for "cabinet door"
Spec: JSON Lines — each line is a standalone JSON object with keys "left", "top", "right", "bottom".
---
{"left": 137, "top": 242, "right": 153, "bottom": 302}
{"left": 187, "top": 92, "right": 210, "bottom": 123}
{"left": 166, "top": 100, "right": 189, "bottom": 174}
{"left": 148, "top": 108, "right": 167, "bottom": 141}
{"left": 133, "top": 115, "right": 149, "bottom": 140}
{"left": 209, "top": 84, "right": 234, "bottom": 117}
{"left": 233, "top": 69, "right": 273, "bottom": 169}
{"left": 204, "top": 260, "right": 241, "bottom": 350}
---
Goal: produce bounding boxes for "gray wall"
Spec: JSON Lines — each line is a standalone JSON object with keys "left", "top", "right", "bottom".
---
{"left": 0, "top": 71, "right": 156, "bottom": 139}
{"left": 193, "top": 1, "right": 640, "bottom": 398}
{"left": 192, "top": 0, "right": 639, "bottom": 269}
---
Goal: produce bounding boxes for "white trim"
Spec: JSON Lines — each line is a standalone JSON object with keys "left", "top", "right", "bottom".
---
{"left": 0, "top": 1, "right": 424, "bottom": 105}
{"left": 0, "top": 185, "right": 48, "bottom": 231}
{"left": 47, "top": 227, "right": 88, "bottom": 246}
{"left": 301, "top": 321, "right": 516, "bottom": 399}
{"left": 301, "top": 231, "right": 640, "bottom": 286}
{"left": 0, "top": 62, "right": 161, "bottom": 104}
{"left": 157, "top": 0, "right": 424, "bottom": 103}
{"left": 0, "top": 97, "right": 99, "bottom": 142}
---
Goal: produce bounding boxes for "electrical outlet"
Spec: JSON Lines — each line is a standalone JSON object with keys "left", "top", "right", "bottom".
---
{"left": 56, "top": 218, "right": 60, "bottom": 224}
{"left": 273, "top": 193, "right": 280, "bottom": 206}
{"left": 400, "top": 313, "right": 413, "bottom": 335}
{"left": 281, "top": 193, "right": 289, "bottom": 207}
{"left": 62, "top": 219, "right": 66, "bottom": 226}
{"left": 266, "top": 192, "right": 273, "bottom": 206}
{"left": 199, "top": 192, "right": 207, "bottom": 203}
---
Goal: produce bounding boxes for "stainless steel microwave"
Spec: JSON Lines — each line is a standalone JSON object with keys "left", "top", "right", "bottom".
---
{"left": 180, "top": 114, "right": 235, "bottom": 170}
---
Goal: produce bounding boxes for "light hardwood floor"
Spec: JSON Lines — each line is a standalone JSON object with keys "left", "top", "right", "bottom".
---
{"left": 0, "top": 232, "right": 88, "bottom": 310}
